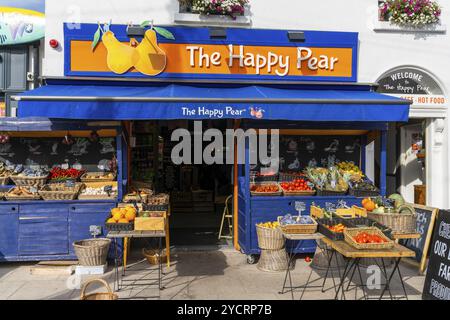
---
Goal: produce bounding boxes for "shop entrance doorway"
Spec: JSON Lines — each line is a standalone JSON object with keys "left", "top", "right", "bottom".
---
{"left": 130, "top": 120, "right": 233, "bottom": 249}
{"left": 387, "top": 120, "right": 426, "bottom": 204}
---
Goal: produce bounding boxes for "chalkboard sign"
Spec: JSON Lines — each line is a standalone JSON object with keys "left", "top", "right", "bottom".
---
{"left": 0, "top": 137, "right": 116, "bottom": 172}
{"left": 254, "top": 135, "right": 362, "bottom": 172}
{"left": 402, "top": 204, "right": 438, "bottom": 274}
{"left": 422, "top": 210, "right": 450, "bottom": 300}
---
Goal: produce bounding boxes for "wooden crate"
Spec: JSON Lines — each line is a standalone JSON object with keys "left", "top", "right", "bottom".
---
{"left": 134, "top": 217, "right": 165, "bottom": 231}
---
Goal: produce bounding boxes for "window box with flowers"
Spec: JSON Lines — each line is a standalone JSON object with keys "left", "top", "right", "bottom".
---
{"left": 374, "top": 0, "right": 446, "bottom": 32}
{"left": 175, "top": 0, "right": 251, "bottom": 26}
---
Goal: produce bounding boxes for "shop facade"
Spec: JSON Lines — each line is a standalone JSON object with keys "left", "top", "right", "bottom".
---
{"left": 1, "top": 0, "right": 449, "bottom": 263}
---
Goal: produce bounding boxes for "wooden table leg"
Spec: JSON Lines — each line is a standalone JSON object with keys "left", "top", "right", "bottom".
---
{"left": 165, "top": 215, "right": 170, "bottom": 268}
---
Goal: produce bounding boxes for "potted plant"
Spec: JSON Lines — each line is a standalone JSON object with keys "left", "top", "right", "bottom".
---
{"left": 379, "top": 0, "right": 442, "bottom": 27}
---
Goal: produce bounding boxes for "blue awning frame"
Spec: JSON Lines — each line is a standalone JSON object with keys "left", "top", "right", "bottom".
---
{"left": 15, "top": 80, "right": 411, "bottom": 122}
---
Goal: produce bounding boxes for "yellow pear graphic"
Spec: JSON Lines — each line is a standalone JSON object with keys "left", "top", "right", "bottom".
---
{"left": 134, "top": 29, "right": 167, "bottom": 76}
{"left": 102, "top": 31, "right": 140, "bottom": 74}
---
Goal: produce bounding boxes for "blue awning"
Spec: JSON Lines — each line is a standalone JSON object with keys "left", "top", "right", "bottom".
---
{"left": 16, "top": 83, "right": 411, "bottom": 122}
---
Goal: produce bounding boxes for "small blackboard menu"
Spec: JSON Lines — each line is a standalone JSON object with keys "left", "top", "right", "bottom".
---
{"left": 423, "top": 210, "right": 450, "bottom": 300}
{"left": 402, "top": 204, "right": 438, "bottom": 273}
{"left": 0, "top": 137, "right": 116, "bottom": 172}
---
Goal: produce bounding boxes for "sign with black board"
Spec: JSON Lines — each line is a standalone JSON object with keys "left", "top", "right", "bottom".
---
{"left": 423, "top": 210, "right": 450, "bottom": 300}
{"left": 402, "top": 204, "right": 438, "bottom": 274}
{"left": 0, "top": 137, "right": 116, "bottom": 172}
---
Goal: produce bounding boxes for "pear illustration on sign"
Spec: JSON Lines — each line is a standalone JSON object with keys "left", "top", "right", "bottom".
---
{"left": 91, "top": 21, "right": 174, "bottom": 76}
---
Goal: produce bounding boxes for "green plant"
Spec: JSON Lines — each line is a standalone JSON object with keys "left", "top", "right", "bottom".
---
{"left": 379, "top": 0, "right": 442, "bottom": 26}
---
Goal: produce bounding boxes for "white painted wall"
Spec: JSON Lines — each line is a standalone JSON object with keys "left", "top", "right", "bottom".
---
{"left": 43, "top": 0, "right": 450, "bottom": 208}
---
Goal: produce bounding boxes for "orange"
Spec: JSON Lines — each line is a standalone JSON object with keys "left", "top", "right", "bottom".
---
{"left": 363, "top": 200, "right": 376, "bottom": 212}
{"left": 112, "top": 212, "right": 123, "bottom": 222}
{"left": 125, "top": 211, "right": 136, "bottom": 222}
{"left": 118, "top": 218, "right": 129, "bottom": 223}
{"left": 107, "top": 218, "right": 116, "bottom": 224}
{"left": 361, "top": 198, "right": 370, "bottom": 206}
{"left": 111, "top": 208, "right": 121, "bottom": 215}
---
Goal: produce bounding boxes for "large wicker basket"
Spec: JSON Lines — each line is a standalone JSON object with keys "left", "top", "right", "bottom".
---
{"left": 255, "top": 224, "right": 285, "bottom": 250}
{"left": 73, "top": 238, "right": 111, "bottom": 266}
{"left": 80, "top": 279, "right": 118, "bottom": 300}
{"left": 11, "top": 174, "right": 48, "bottom": 187}
{"left": 38, "top": 183, "right": 83, "bottom": 201}
{"left": 368, "top": 211, "right": 417, "bottom": 234}
{"left": 344, "top": 227, "right": 394, "bottom": 250}
{"left": 257, "top": 249, "right": 291, "bottom": 272}
{"left": 277, "top": 216, "right": 318, "bottom": 234}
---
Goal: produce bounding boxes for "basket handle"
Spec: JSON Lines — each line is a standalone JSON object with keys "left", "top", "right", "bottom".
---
{"left": 80, "top": 278, "right": 113, "bottom": 300}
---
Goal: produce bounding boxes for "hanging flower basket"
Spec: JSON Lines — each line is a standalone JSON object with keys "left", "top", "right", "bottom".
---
{"left": 379, "top": 0, "right": 442, "bottom": 27}
{"left": 187, "top": 0, "right": 249, "bottom": 19}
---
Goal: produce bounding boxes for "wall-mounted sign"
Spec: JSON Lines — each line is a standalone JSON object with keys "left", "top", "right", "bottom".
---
{"left": 65, "top": 24, "right": 358, "bottom": 82}
{"left": 0, "top": 5, "right": 45, "bottom": 46}
{"left": 377, "top": 67, "right": 446, "bottom": 107}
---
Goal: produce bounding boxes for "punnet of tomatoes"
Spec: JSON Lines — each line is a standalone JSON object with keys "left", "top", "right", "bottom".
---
{"left": 280, "top": 178, "right": 313, "bottom": 192}
{"left": 49, "top": 167, "right": 85, "bottom": 180}
{"left": 353, "top": 232, "right": 387, "bottom": 244}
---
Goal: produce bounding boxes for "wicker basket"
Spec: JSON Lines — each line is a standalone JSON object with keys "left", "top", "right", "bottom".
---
{"left": 257, "top": 249, "right": 291, "bottom": 272}
{"left": 80, "top": 172, "right": 116, "bottom": 183}
{"left": 344, "top": 227, "right": 394, "bottom": 250}
{"left": 0, "top": 175, "right": 10, "bottom": 186}
{"left": 80, "top": 279, "right": 118, "bottom": 300}
{"left": 367, "top": 211, "right": 417, "bottom": 234}
{"left": 277, "top": 216, "right": 318, "bottom": 234}
{"left": 142, "top": 248, "right": 168, "bottom": 265}
{"left": 38, "top": 183, "right": 83, "bottom": 201}
{"left": 11, "top": 174, "right": 48, "bottom": 187}
{"left": 73, "top": 238, "right": 111, "bottom": 266}
{"left": 255, "top": 224, "right": 285, "bottom": 250}
{"left": 5, "top": 187, "right": 41, "bottom": 201}
{"left": 250, "top": 183, "right": 282, "bottom": 196}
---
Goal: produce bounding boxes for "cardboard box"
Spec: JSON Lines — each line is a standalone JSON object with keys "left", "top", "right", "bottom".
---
{"left": 134, "top": 217, "right": 165, "bottom": 231}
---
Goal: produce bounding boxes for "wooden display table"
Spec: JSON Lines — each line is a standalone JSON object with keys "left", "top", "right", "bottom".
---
{"left": 107, "top": 230, "right": 166, "bottom": 295}
{"left": 321, "top": 238, "right": 415, "bottom": 300}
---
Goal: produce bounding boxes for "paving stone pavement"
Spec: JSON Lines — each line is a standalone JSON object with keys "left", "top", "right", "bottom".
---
{"left": 0, "top": 249, "right": 426, "bottom": 300}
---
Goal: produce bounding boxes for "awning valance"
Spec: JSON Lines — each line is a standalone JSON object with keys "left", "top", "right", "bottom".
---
{"left": 15, "top": 83, "right": 411, "bottom": 122}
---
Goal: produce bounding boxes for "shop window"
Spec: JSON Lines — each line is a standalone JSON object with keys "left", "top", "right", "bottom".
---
{"left": 175, "top": 0, "right": 252, "bottom": 26}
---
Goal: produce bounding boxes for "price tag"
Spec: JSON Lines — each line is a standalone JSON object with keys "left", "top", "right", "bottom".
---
{"left": 73, "top": 163, "right": 82, "bottom": 170}
{"left": 61, "top": 163, "right": 69, "bottom": 170}
{"left": 295, "top": 201, "right": 306, "bottom": 216}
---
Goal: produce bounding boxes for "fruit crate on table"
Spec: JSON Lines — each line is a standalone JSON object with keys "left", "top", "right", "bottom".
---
{"left": 317, "top": 217, "right": 348, "bottom": 241}
{"left": 344, "top": 227, "right": 395, "bottom": 250}
{"left": 345, "top": 217, "right": 392, "bottom": 239}
{"left": 105, "top": 222, "right": 134, "bottom": 232}
{"left": 277, "top": 216, "right": 318, "bottom": 234}
{"left": 38, "top": 183, "right": 83, "bottom": 201}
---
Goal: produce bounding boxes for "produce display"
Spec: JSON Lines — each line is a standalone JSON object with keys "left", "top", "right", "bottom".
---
{"left": 280, "top": 178, "right": 314, "bottom": 192}
{"left": 147, "top": 193, "right": 169, "bottom": 205}
{"left": 14, "top": 168, "right": 49, "bottom": 178}
{"left": 280, "top": 214, "right": 315, "bottom": 225}
{"left": 81, "top": 172, "right": 116, "bottom": 181}
{"left": 349, "top": 179, "right": 378, "bottom": 192}
{"left": 256, "top": 221, "right": 280, "bottom": 229}
{"left": 305, "top": 166, "right": 348, "bottom": 193}
{"left": 361, "top": 194, "right": 413, "bottom": 214}
{"left": 8, "top": 186, "right": 38, "bottom": 196}
{"left": 49, "top": 167, "right": 85, "bottom": 181}
{"left": 0, "top": 162, "right": 12, "bottom": 178}
{"left": 337, "top": 161, "right": 364, "bottom": 179}
{"left": 352, "top": 231, "right": 388, "bottom": 244}
{"left": 107, "top": 206, "right": 137, "bottom": 224}
{"left": 79, "top": 185, "right": 118, "bottom": 197}
{"left": 250, "top": 184, "right": 281, "bottom": 194}
{"left": 325, "top": 223, "right": 346, "bottom": 233}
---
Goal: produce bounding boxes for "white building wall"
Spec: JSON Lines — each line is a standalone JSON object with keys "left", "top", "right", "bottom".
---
{"left": 43, "top": 0, "right": 450, "bottom": 208}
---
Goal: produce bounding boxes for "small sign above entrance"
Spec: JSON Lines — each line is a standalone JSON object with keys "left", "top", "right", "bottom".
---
{"left": 377, "top": 67, "right": 446, "bottom": 107}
